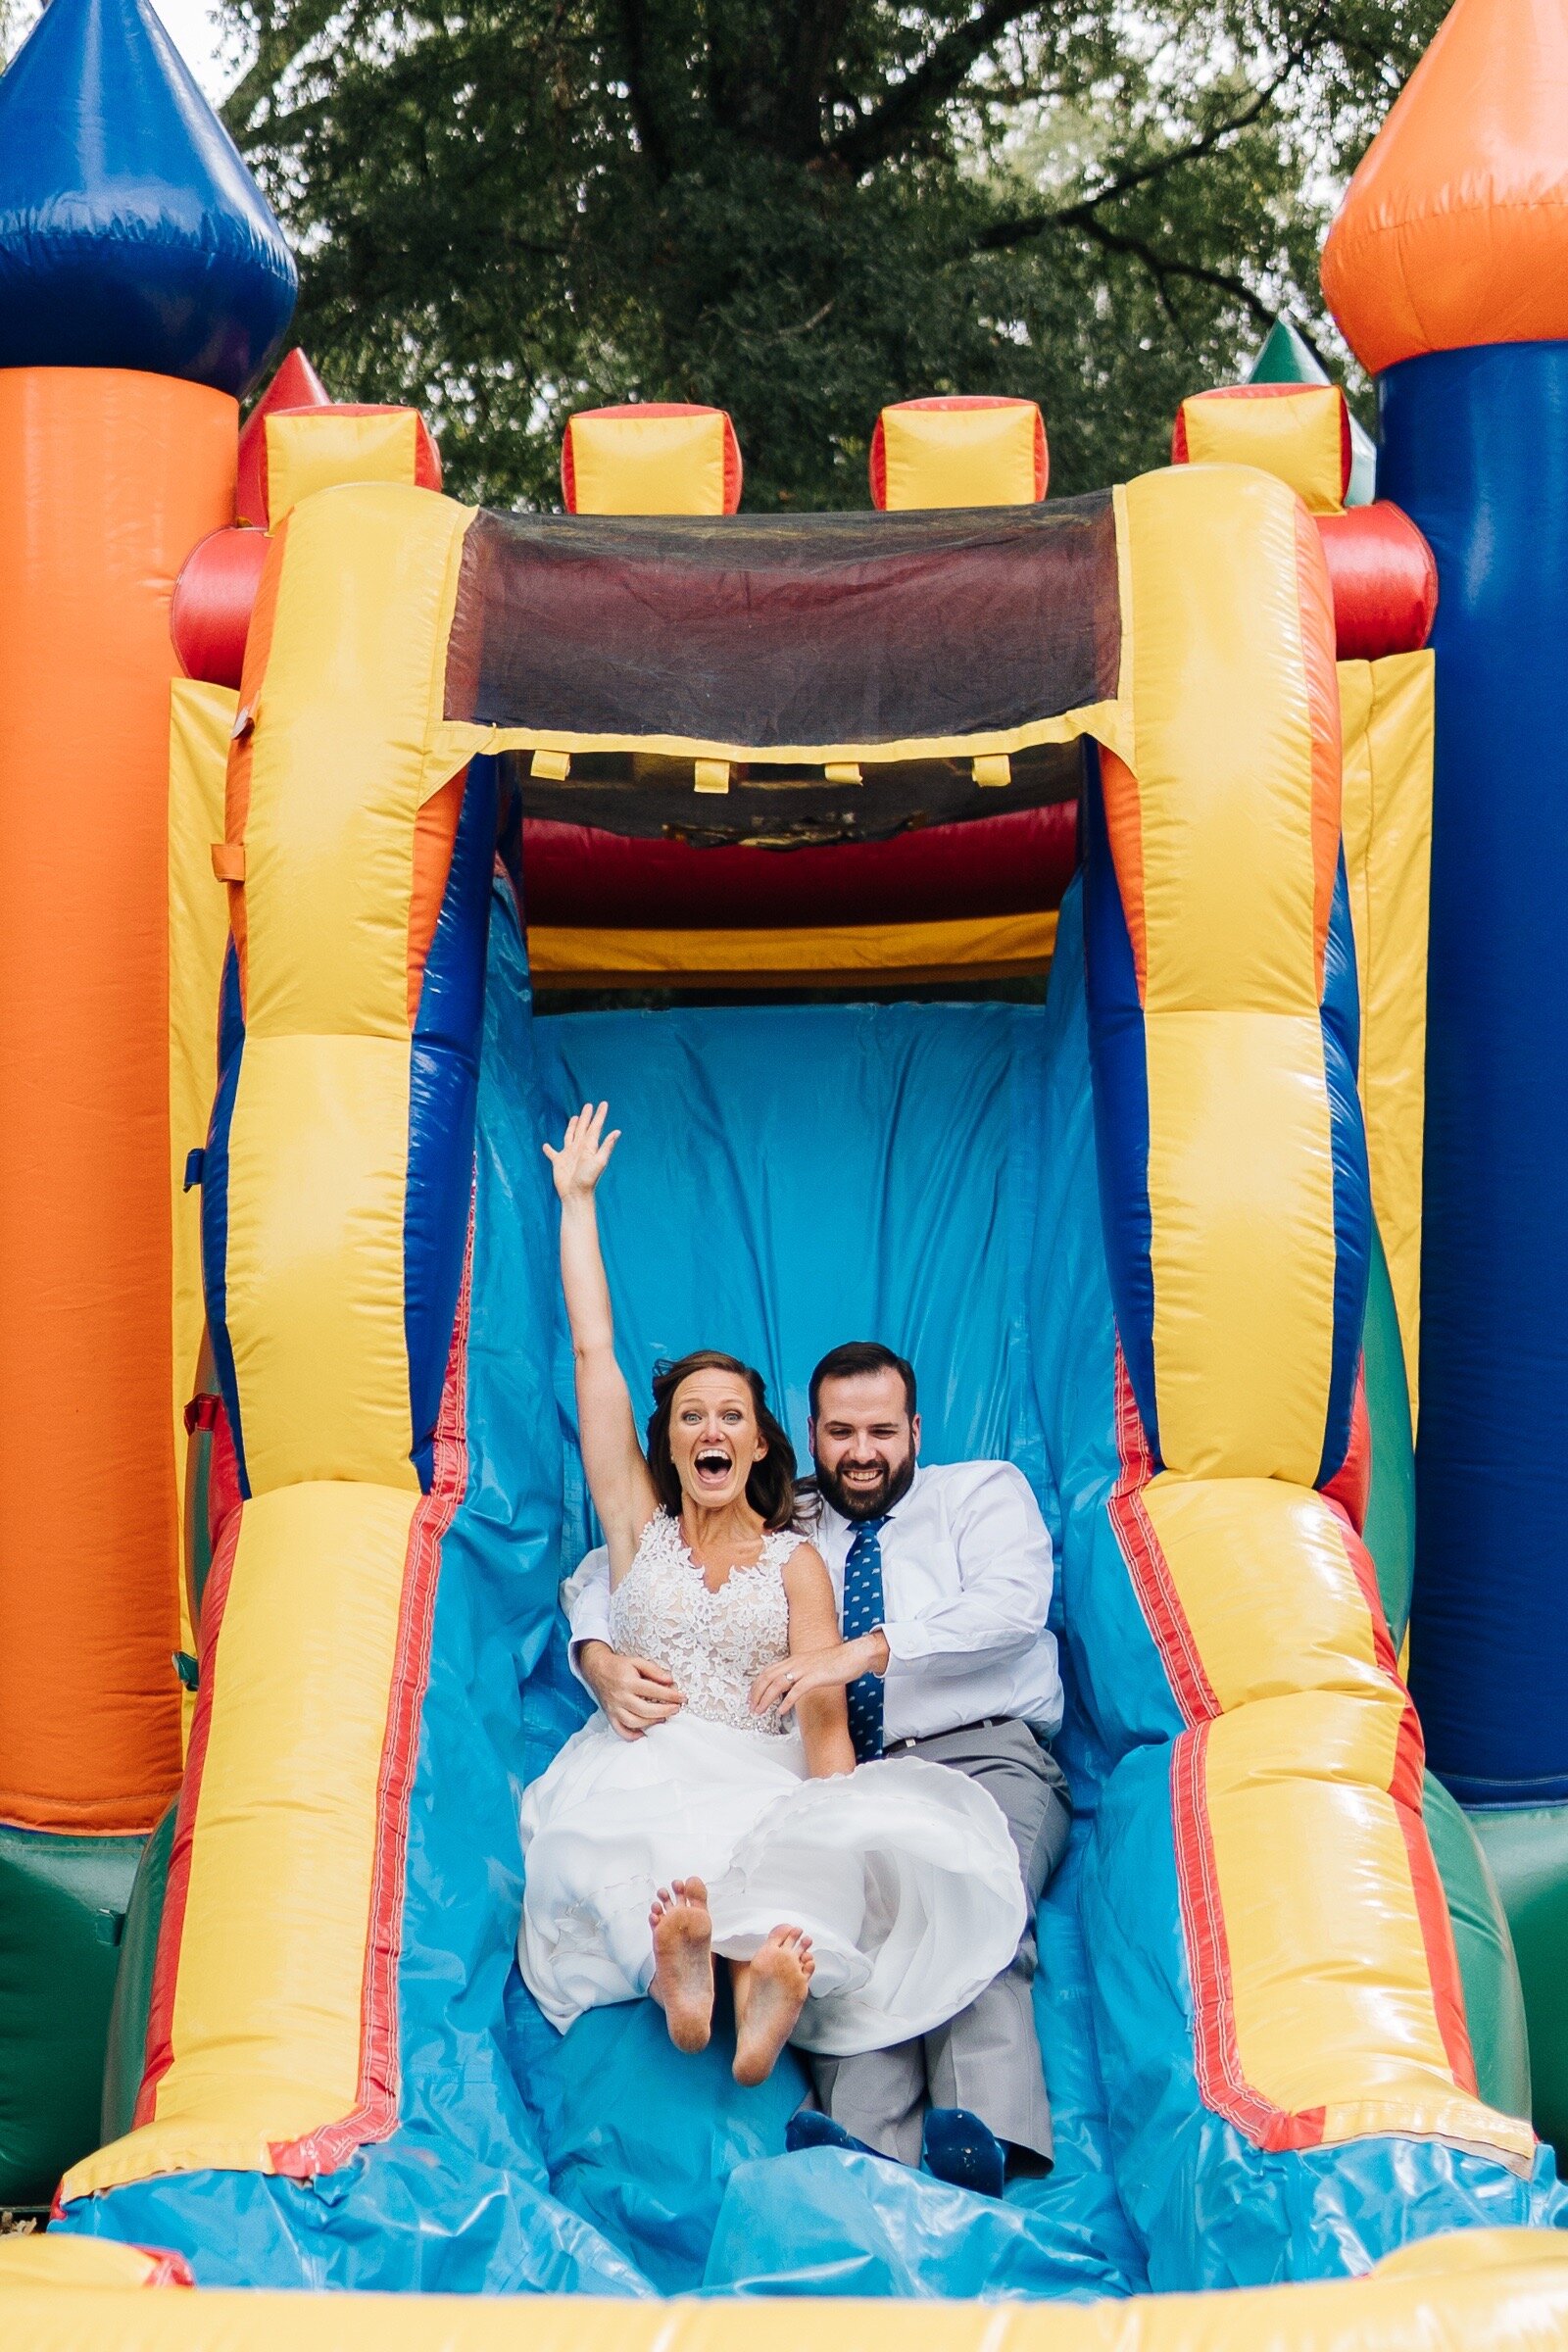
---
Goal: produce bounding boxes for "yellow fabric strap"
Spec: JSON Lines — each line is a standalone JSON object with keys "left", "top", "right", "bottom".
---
{"left": 1338, "top": 651, "right": 1433, "bottom": 1427}
{"left": 428, "top": 698, "right": 1132, "bottom": 775}
{"left": 168, "top": 677, "right": 237, "bottom": 1730}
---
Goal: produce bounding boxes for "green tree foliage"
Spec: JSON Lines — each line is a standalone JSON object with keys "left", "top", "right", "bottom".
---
{"left": 220, "top": 0, "right": 1445, "bottom": 507}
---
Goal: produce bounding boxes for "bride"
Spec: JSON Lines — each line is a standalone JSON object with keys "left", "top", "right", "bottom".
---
{"left": 518, "top": 1102, "right": 1026, "bottom": 2087}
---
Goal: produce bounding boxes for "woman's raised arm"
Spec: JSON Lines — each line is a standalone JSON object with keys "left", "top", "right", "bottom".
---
{"left": 544, "top": 1102, "right": 658, "bottom": 1569}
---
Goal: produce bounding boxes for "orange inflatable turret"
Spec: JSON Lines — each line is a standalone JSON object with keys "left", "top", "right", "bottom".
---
{"left": 1321, "top": 0, "right": 1568, "bottom": 370}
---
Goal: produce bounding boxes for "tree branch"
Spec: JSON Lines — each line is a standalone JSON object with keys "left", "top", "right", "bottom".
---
{"left": 779, "top": 0, "right": 856, "bottom": 159}
{"left": 1063, "top": 212, "right": 1278, "bottom": 332}
{"left": 615, "top": 0, "right": 674, "bottom": 183}
{"left": 827, "top": 0, "right": 1043, "bottom": 173}
{"left": 976, "top": 67, "right": 1293, "bottom": 251}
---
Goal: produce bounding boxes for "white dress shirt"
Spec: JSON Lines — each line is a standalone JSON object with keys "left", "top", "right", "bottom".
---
{"left": 564, "top": 1460, "right": 1062, "bottom": 1743}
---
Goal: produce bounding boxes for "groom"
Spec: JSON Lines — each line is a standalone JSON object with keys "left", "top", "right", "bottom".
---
{"left": 566, "top": 1339, "right": 1070, "bottom": 2195}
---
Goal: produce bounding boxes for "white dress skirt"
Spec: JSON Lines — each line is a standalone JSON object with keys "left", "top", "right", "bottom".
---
{"left": 519, "top": 1512, "right": 1027, "bottom": 2056}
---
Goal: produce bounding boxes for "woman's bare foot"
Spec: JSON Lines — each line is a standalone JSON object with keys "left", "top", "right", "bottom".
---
{"left": 649, "top": 1879, "right": 714, "bottom": 2053}
{"left": 733, "top": 1925, "right": 814, "bottom": 2086}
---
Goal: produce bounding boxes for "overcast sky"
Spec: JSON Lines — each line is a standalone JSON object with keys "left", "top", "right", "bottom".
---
{"left": 151, "top": 0, "right": 229, "bottom": 95}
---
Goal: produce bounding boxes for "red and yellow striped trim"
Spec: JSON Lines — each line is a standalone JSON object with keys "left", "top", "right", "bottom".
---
{"left": 1107, "top": 1348, "right": 1514, "bottom": 2161}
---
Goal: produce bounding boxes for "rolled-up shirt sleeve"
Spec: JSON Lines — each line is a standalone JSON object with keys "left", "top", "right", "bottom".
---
{"left": 563, "top": 1546, "right": 613, "bottom": 1689}
{"left": 879, "top": 1464, "right": 1052, "bottom": 1668}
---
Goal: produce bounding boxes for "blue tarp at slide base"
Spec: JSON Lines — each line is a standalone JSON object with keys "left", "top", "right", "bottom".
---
{"left": 58, "top": 876, "right": 1562, "bottom": 2292}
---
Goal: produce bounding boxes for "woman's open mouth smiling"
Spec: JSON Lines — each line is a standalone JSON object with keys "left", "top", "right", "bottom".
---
{"left": 694, "top": 1447, "right": 733, "bottom": 1485}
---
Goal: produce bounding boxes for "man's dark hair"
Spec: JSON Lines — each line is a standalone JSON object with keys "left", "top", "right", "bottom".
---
{"left": 808, "top": 1342, "right": 917, "bottom": 1421}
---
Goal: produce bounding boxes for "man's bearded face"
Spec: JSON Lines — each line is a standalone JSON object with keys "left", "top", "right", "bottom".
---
{"left": 810, "top": 1368, "right": 919, "bottom": 1523}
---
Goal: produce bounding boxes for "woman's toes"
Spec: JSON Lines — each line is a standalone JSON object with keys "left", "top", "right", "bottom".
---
{"left": 650, "top": 1874, "right": 714, "bottom": 2054}
{"left": 733, "top": 1926, "right": 814, "bottom": 2087}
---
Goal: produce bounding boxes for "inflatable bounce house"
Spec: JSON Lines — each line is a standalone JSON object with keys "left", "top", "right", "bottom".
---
{"left": 2, "top": 0, "right": 1567, "bottom": 2339}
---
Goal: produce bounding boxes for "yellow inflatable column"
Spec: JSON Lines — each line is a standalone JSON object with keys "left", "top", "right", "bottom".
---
{"left": 68, "top": 485, "right": 477, "bottom": 2197}
{"left": 1101, "top": 466, "right": 1528, "bottom": 2164}
{"left": 7, "top": 2226, "right": 1568, "bottom": 2347}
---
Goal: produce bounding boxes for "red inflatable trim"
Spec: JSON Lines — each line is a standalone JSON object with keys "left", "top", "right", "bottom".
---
{"left": 520, "top": 800, "right": 1078, "bottom": 930}
{"left": 1107, "top": 1347, "right": 1219, "bottom": 1729}
{"left": 1171, "top": 381, "right": 1353, "bottom": 506}
{"left": 868, "top": 396, "right": 1049, "bottom": 510}
{"left": 1315, "top": 504, "right": 1438, "bottom": 662}
{"left": 138, "top": 2248, "right": 197, "bottom": 2287}
{"left": 237, "top": 403, "right": 442, "bottom": 531}
{"left": 1320, "top": 1370, "right": 1372, "bottom": 1533}
{"left": 560, "top": 404, "right": 744, "bottom": 514}
{"left": 171, "top": 527, "right": 270, "bottom": 689}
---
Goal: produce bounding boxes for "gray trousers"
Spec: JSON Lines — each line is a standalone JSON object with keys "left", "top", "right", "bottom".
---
{"left": 809, "top": 1718, "right": 1071, "bottom": 2168}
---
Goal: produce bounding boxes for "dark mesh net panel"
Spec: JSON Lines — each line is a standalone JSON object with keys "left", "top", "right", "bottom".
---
{"left": 499, "top": 742, "right": 1082, "bottom": 848}
{"left": 446, "top": 498, "right": 1119, "bottom": 748}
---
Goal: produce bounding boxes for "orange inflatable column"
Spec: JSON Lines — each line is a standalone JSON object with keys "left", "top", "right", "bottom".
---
{"left": 0, "top": 368, "right": 236, "bottom": 1831}
{"left": 0, "top": 0, "right": 295, "bottom": 2205}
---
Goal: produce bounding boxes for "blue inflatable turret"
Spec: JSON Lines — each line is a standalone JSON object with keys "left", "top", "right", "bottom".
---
{"left": 1323, "top": 0, "right": 1568, "bottom": 2159}
{"left": 0, "top": 0, "right": 296, "bottom": 396}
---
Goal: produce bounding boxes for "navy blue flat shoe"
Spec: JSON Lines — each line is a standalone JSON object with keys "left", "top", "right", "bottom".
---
{"left": 785, "top": 2110, "right": 888, "bottom": 2162}
{"left": 920, "top": 2106, "right": 1005, "bottom": 2198}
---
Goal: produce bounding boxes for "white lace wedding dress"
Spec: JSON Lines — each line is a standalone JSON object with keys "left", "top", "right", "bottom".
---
{"left": 518, "top": 1510, "right": 1026, "bottom": 2054}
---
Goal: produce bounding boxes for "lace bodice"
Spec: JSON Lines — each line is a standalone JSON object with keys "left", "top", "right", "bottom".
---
{"left": 610, "top": 1511, "right": 797, "bottom": 1736}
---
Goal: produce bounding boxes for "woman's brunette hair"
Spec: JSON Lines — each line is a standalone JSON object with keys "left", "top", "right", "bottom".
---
{"left": 645, "top": 1350, "right": 800, "bottom": 1533}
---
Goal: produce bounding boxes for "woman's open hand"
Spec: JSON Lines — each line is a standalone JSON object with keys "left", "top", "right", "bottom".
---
{"left": 751, "top": 1631, "right": 890, "bottom": 1721}
{"left": 544, "top": 1101, "right": 620, "bottom": 1204}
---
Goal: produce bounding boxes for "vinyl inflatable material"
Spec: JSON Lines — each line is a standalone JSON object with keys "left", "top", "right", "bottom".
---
{"left": 35, "top": 469, "right": 1557, "bottom": 2313}
{"left": 1325, "top": 0, "right": 1568, "bottom": 2161}
{"left": 5, "top": 0, "right": 1568, "bottom": 2333}
{"left": 0, "top": 0, "right": 294, "bottom": 393}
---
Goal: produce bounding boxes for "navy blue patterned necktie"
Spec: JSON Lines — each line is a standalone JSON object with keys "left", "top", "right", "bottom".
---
{"left": 842, "top": 1516, "right": 888, "bottom": 1762}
